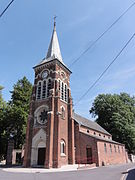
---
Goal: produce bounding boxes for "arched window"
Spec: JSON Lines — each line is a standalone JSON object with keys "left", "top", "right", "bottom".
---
{"left": 59, "top": 80, "right": 61, "bottom": 91}
{"left": 60, "top": 140, "right": 66, "bottom": 155}
{"left": 104, "top": 143, "right": 107, "bottom": 153}
{"left": 37, "top": 82, "right": 42, "bottom": 99}
{"left": 118, "top": 146, "right": 120, "bottom": 153}
{"left": 61, "top": 107, "right": 65, "bottom": 119}
{"left": 61, "top": 82, "right": 64, "bottom": 100}
{"left": 114, "top": 145, "right": 117, "bottom": 153}
{"left": 64, "top": 84, "right": 67, "bottom": 102}
{"left": 42, "top": 80, "right": 46, "bottom": 99}
{"left": 59, "top": 80, "right": 61, "bottom": 97}
{"left": 110, "top": 144, "right": 112, "bottom": 153}
{"left": 47, "top": 79, "right": 51, "bottom": 97}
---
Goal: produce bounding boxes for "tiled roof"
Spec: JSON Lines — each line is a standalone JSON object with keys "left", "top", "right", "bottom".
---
{"left": 92, "top": 136, "right": 124, "bottom": 145}
{"left": 86, "top": 133, "right": 123, "bottom": 145}
{"left": 72, "top": 112, "right": 111, "bottom": 136}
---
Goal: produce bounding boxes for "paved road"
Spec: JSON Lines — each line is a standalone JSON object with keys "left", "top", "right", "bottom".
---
{"left": 0, "top": 163, "right": 135, "bottom": 180}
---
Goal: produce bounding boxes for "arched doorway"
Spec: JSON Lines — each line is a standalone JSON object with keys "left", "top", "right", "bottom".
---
{"left": 31, "top": 129, "right": 46, "bottom": 166}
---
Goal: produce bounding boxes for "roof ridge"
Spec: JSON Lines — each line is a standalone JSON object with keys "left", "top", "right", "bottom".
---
{"left": 72, "top": 112, "right": 111, "bottom": 135}
{"left": 73, "top": 112, "right": 95, "bottom": 123}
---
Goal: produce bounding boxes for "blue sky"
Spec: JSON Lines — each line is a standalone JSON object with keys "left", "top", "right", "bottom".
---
{"left": 0, "top": 0, "right": 135, "bottom": 119}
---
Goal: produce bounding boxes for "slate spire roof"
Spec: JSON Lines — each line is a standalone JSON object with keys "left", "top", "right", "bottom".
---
{"left": 45, "top": 21, "right": 63, "bottom": 62}
{"left": 35, "top": 20, "right": 64, "bottom": 68}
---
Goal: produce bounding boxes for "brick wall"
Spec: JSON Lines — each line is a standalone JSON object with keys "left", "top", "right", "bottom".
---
{"left": 79, "top": 125, "right": 112, "bottom": 140}
{"left": 74, "top": 123, "right": 127, "bottom": 167}
{"left": 97, "top": 141, "right": 127, "bottom": 166}
{"left": 24, "top": 60, "right": 74, "bottom": 168}
{"left": 74, "top": 123, "right": 99, "bottom": 165}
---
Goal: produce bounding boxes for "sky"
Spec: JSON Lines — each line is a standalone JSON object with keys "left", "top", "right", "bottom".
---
{"left": 0, "top": 0, "right": 135, "bottom": 120}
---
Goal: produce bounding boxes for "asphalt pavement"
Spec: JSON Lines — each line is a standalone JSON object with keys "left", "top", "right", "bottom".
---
{"left": 0, "top": 163, "right": 135, "bottom": 180}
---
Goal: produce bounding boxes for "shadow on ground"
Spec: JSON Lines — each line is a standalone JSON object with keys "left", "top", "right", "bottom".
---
{"left": 126, "top": 168, "right": 135, "bottom": 180}
{"left": 0, "top": 165, "right": 47, "bottom": 169}
{"left": 0, "top": 165, "right": 21, "bottom": 169}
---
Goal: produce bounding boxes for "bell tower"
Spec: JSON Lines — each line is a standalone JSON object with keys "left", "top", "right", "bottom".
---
{"left": 23, "top": 20, "right": 75, "bottom": 168}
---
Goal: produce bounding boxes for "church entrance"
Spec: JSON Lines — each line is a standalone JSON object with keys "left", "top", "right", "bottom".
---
{"left": 86, "top": 148, "right": 92, "bottom": 164}
{"left": 38, "top": 148, "right": 46, "bottom": 166}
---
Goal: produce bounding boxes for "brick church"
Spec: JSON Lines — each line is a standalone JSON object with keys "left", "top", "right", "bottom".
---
{"left": 23, "top": 21, "right": 127, "bottom": 168}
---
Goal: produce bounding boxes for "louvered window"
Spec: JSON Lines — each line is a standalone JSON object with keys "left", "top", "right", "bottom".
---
{"left": 61, "top": 82, "right": 64, "bottom": 100}
{"left": 64, "top": 84, "right": 67, "bottom": 102}
{"left": 42, "top": 80, "right": 46, "bottom": 99}
{"left": 47, "top": 79, "right": 51, "bottom": 97}
{"left": 37, "top": 82, "right": 42, "bottom": 99}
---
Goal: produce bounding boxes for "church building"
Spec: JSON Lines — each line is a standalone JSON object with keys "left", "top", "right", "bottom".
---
{"left": 23, "top": 21, "right": 128, "bottom": 168}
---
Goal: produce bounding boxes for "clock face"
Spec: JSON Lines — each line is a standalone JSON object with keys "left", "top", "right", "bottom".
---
{"left": 42, "top": 71, "right": 48, "bottom": 79}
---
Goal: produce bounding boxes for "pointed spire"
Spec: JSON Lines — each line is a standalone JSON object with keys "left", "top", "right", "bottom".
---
{"left": 45, "top": 17, "right": 63, "bottom": 62}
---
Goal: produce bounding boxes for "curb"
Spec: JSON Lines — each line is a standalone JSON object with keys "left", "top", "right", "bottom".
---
{"left": 2, "top": 166, "right": 97, "bottom": 174}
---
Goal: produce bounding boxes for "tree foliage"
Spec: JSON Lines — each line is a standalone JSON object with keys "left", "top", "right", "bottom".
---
{"left": 90, "top": 93, "right": 135, "bottom": 154}
{"left": 0, "top": 86, "right": 5, "bottom": 108}
{"left": 0, "top": 86, "right": 7, "bottom": 160}
{"left": 5, "top": 76, "right": 32, "bottom": 149}
{"left": 0, "top": 77, "right": 32, "bottom": 160}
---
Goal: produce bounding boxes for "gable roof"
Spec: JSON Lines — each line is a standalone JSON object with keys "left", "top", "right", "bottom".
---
{"left": 72, "top": 112, "right": 111, "bottom": 136}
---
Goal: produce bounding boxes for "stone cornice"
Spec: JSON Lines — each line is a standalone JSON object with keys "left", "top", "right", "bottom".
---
{"left": 33, "top": 59, "right": 72, "bottom": 74}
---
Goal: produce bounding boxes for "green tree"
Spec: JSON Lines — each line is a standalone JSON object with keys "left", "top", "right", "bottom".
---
{"left": 4, "top": 77, "right": 32, "bottom": 149}
{"left": 0, "top": 86, "right": 7, "bottom": 160}
{"left": 0, "top": 86, "right": 5, "bottom": 108}
{"left": 90, "top": 93, "right": 135, "bottom": 153}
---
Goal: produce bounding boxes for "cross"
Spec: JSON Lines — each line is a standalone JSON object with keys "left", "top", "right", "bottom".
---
{"left": 54, "top": 15, "right": 57, "bottom": 27}
{"left": 54, "top": 15, "right": 57, "bottom": 23}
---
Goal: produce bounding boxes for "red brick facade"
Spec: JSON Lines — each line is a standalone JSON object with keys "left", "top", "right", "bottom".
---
{"left": 23, "top": 59, "right": 75, "bottom": 168}
{"left": 23, "top": 24, "right": 127, "bottom": 168}
{"left": 74, "top": 122, "right": 127, "bottom": 166}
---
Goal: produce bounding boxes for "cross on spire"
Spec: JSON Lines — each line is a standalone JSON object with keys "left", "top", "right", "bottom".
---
{"left": 54, "top": 15, "right": 57, "bottom": 28}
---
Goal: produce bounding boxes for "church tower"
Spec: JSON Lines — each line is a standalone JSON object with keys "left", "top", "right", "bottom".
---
{"left": 23, "top": 20, "right": 75, "bottom": 168}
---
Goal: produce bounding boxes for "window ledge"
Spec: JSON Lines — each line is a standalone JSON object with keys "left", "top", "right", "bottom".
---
{"left": 60, "top": 99, "right": 68, "bottom": 104}
{"left": 60, "top": 153, "right": 66, "bottom": 157}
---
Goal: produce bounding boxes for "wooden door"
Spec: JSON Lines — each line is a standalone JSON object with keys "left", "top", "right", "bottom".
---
{"left": 38, "top": 148, "right": 46, "bottom": 165}
{"left": 86, "top": 148, "right": 92, "bottom": 164}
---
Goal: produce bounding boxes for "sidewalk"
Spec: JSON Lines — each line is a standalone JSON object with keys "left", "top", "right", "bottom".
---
{"left": 2, "top": 164, "right": 96, "bottom": 173}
